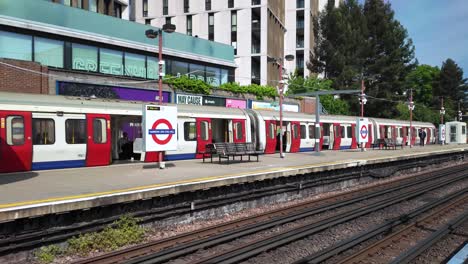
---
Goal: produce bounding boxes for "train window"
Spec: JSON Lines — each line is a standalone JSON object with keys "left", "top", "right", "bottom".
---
{"left": 462, "top": 126, "right": 466, "bottom": 135}
{"left": 340, "top": 126, "right": 345, "bottom": 138}
{"left": 200, "top": 121, "right": 209, "bottom": 141}
{"left": 269, "top": 123, "right": 275, "bottom": 139}
{"left": 65, "top": 119, "right": 86, "bottom": 144}
{"left": 93, "top": 118, "right": 107, "bottom": 143}
{"left": 300, "top": 125, "right": 306, "bottom": 139}
{"left": 234, "top": 122, "right": 243, "bottom": 140}
{"left": 293, "top": 124, "right": 299, "bottom": 139}
{"left": 33, "top": 119, "right": 55, "bottom": 145}
{"left": 309, "top": 125, "right": 315, "bottom": 139}
{"left": 6, "top": 116, "right": 25, "bottom": 145}
{"left": 322, "top": 124, "right": 330, "bottom": 136}
{"left": 347, "top": 126, "right": 352, "bottom": 139}
{"left": 184, "top": 122, "right": 196, "bottom": 141}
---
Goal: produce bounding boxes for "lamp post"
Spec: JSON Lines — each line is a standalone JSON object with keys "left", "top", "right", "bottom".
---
{"left": 145, "top": 23, "right": 176, "bottom": 169}
{"left": 268, "top": 54, "right": 294, "bottom": 158}
{"left": 408, "top": 88, "right": 414, "bottom": 148}
{"left": 440, "top": 97, "right": 445, "bottom": 124}
{"left": 458, "top": 101, "right": 463, "bottom": 121}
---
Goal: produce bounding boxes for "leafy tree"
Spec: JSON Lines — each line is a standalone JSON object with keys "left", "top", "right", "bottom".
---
{"left": 404, "top": 65, "right": 440, "bottom": 106}
{"left": 437, "top": 58, "right": 466, "bottom": 101}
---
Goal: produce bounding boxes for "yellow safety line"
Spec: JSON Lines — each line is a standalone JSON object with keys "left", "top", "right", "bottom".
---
{"left": 0, "top": 148, "right": 460, "bottom": 209}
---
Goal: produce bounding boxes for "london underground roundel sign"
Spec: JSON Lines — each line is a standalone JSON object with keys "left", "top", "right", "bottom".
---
{"left": 357, "top": 118, "right": 369, "bottom": 143}
{"left": 360, "top": 125, "right": 368, "bottom": 139}
{"left": 143, "top": 105, "right": 178, "bottom": 151}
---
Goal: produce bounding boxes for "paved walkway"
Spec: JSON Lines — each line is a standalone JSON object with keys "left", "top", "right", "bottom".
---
{"left": 0, "top": 144, "right": 465, "bottom": 210}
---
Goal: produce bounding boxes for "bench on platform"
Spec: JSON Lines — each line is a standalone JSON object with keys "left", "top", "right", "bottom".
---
{"left": 212, "top": 142, "right": 263, "bottom": 164}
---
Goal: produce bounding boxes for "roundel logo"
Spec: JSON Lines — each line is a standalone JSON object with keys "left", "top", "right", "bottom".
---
{"left": 149, "top": 119, "right": 176, "bottom": 145}
{"left": 360, "top": 125, "right": 368, "bottom": 139}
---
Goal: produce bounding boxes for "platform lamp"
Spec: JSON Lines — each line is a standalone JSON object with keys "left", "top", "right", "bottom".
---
{"left": 145, "top": 23, "right": 176, "bottom": 169}
{"left": 268, "top": 54, "right": 294, "bottom": 159}
{"left": 407, "top": 89, "right": 415, "bottom": 148}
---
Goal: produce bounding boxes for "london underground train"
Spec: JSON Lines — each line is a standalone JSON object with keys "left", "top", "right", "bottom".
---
{"left": 0, "top": 92, "right": 435, "bottom": 173}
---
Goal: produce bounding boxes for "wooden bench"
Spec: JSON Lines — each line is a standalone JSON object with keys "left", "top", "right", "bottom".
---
{"left": 212, "top": 142, "right": 263, "bottom": 164}
{"left": 198, "top": 143, "right": 216, "bottom": 163}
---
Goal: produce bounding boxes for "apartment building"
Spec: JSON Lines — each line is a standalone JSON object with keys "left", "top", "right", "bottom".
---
{"left": 45, "top": 0, "right": 132, "bottom": 19}
{"left": 133, "top": 0, "right": 342, "bottom": 85}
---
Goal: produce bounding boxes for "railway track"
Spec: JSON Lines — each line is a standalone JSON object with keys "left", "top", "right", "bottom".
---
{"left": 73, "top": 163, "right": 468, "bottom": 264}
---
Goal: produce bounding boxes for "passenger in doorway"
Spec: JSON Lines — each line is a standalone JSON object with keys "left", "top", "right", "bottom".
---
{"left": 419, "top": 130, "right": 427, "bottom": 146}
{"left": 119, "top": 132, "right": 133, "bottom": 159}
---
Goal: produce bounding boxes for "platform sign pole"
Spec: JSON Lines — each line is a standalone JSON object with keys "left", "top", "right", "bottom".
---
{"left": 143, "top": 105, "right": 178, "bottom": 169}
{"left": 357, "top": 118, "right": 369, "bottom": 152}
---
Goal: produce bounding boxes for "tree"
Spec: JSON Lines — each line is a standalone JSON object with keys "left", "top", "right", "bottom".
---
{"left": 438, "top": 59, "right": 465, "bottom": 101}
{"left": 404, "top": 65, "right": 440, "bottom": 106}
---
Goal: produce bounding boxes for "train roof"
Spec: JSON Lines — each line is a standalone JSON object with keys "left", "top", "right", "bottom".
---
{"left": 0, "top": 92, "right": 248, "bottom": 119}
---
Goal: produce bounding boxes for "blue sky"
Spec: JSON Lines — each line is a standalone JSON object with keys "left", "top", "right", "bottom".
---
{"left": 388, "top": 0, "right": 468, "bottom": 77}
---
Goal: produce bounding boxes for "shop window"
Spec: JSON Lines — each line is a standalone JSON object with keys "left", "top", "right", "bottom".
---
{"left": 33, "top": 119, "right": 55, "bottom": 145}
{"left": 235, "top": 122, "right": 243, "bottom": 140}
{"left": 300, "top": 125, "right": 306, "bottom": 139}
{"left": 0, "top": 31, "right": 32, "bottom": 61}
{"left": 184, "top": 122, "right": 196, "bottom": 141}
{"left": 200, "top": 121, "right": 209, "bottom": 141}
{"left": 147, "top": 56, "right": 161, "bottom": 79}
{"left": 72, "top": 43, "right": 98, "bottom": 72}
{"left": 206, "top": 67, "right": 220, "bottom": 87}
{"left": 189, "top": 63, "right": 205, "bottom": 81}
{"left": 172, "top": 61, "right": 189, "bottom": 77}
{"left": 125, "top": 53, "right": 146, "bottom": 78}
{"left": 309, "top": 125, "right": 315, "bottom": 139}
{"left": 34, "top": 37, "right": 64, "bottom": 68}
{"left": 93, "top": 118, "right": 107, "bottom": 143}
{"left": 100, "top": 48, "right": 123, "bottom": 75}
{"left": 65, "top": 119, "right": 86, "bottom": 144}
{"left": 6, "top": 116, "right": 25, "bottom": 145}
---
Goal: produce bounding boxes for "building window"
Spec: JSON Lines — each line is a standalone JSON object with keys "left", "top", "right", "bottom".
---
{"left": 65, "top": 119, "right": 86, "bottom": 144}
{"left": 231, "top": 11, "right": 237, "bottom": 55}
{"left": 62, "top": 0, "right": 71, "bottom": 6}
{"left": 206, "top": 67, "right": 220, "bottom": 86}
{"left": 297, "top": 13, "right": 304, "bottom": 29}
{"left": 88, "top": 0, "right": 97, "bottom": 12}
{"left": 208, "top": 13, "right": 214, "bottom": 41}
{"left": 187, "top": 15, "right": 193, "bottom": 36}
{"left": 228, "top": 0, "right": 234, "bottom": 8}
{"left": 125, "top": 53, "right": 146, "bottom": 78}
{"left": 6, "top": 116, "right": 25, "bottom": 146}
{"left": 205, "top": 0, "right": 211, "bottom": 11}
{"left": 297, "top": 0, "right": 304, "bottom": 8}
{"left": 165, "top": 17, "right": 172, "bottom": 24}
{"left": 93, "top": 118, "right": 107, "bottom": 143}
{"left": 189, "top": 63, "right": 205, "bottom": 81}
{"left": 184, "top": 0, "right": 189, "bottom": 13}
{"left": 171, "top": 61, "right": 188, "bottom": 77}
{"left": 145, "top": 19, "right": 151, "bottom": 25}
{"left": 252, "top": 0, "right": 260, "bottom": 5}
{"left": 114, "top": 3, "right": 122, "bottom": 18}
{"left": 0, "top": 31, "right": 32, "bottom": 61}
{"left": 33, "top": 119, "right": 55, "bottom": 145}
{"left": 100, "top": 48, "right": 123, "bottom": 75}
{"left": 163, "top": 0, "right": 168, "bottom": 15}
{"left": 72, "top": 43, "right": 98, "bottom": 72}
{"left": 143, "top": 0, "right": 148, "bottom": 16}
{"left": 296, "top": 35, "right": 304, "bottom": 48}
{"left": 34, "top": 37, "right": 64, "bottom": 68}
{"left": 147, "top": 56, "right": 160, "bottom": 79}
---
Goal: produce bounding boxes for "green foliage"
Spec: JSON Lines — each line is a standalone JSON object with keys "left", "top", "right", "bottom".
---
{"left": 35, "top": 245, "right": 62, "bottom": 264}
{"left": 66, "top": 215, "right": 145, "bottom": 256}
{"left": 164, "top": 75, "right": 211, "bottom": 95}
{"left": 404, "top": 65, "right": 440, "bottom": 106}
{"left": 219, "top": 82, "right": 278, "bottom": 100}
{"left": 320, "top": 94, "right": 351, "bottom": 115}
{"left": 395, "top": 102, "right": 440, "bottom": 124}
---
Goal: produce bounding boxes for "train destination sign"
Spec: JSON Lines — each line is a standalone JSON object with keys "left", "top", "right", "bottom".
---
{"left": 143, "top": 105, "right": 178, "bottom": 151}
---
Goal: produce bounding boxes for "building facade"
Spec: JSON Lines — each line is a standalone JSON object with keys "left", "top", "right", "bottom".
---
{"left": 45, "top": 0, "right": 132, "bottom": 20}
{"left": 134, "top": 0, "right": 341, "bottom": 85}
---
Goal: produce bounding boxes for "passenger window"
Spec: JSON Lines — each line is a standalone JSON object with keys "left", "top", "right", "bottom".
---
{"left": 340, "top": 126, "right": 345, "bottom": 138}
{"left": 346, "top": 126, "right": 352, "bottom": 139}
{"left": 309, "top": 125, "right": 315, "bottom": 139}
{"left": 6, "top": 116, "right": 25, "bottom": 145}
{"left": 300, "top": 125, "right": 306, "bottom": 139}
{"left": 33, "top": 119, "right": 55, "bottom": 145}
{"left": 293, "top": 124, "right": 299, "bottom": 139}
{"left": 269, "top": 123, "right": 275, "bottom": 139}
{"left": 66, "top": 119, "right": 86, "bottom": 144}
{"left": 184, "top": 122, "right": 196, "bottom": 141}
{"left": 200, "top": 121, "right": 209, "bottom": 141}
{"left": 234, "top": 122, "right": 243, "bottom": 140}
{"left": 93, "top": 118, "right": 107, "bottom": 143}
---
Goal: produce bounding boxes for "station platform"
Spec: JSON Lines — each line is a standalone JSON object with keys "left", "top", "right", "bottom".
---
{"left": 0, "top": 144, "right": 466, "bottom": 222}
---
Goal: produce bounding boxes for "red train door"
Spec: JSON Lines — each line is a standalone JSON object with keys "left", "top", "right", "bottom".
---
{"left": 379, "top": 125, "right": 385, "bottom": 139}
{"left": 426, "top": 128, "right": 431, "bottom": 144}
{"left": 196, "top": 118, "right": 212, "bottom": 159}
{"left": 0, "top": 111, "right": 32, "bottom": 173}
{"left": 351, "top": 124, "right": 357, "bottom": 149}
{"left": 290, "top": 121, "right": 301, "bottom": 152}
{"left": 86, "top": 114, "right": 111, "bottom": 167}
{"left": 411, "top": 127, "right": 417, "bottom": 146}
{"left": 319, "top": 123, "right": 324, "bottom": 150}
{"left": 365, "top": 123, "right": 373, "bottom": 148}
{"left": 264, "top": 120, "right": 276, "bottom": 154}
{"left": 402, "top": 127, "right": 408, "bottom": 146}
{"left": 232, "top": 119, "right": 246, "bottom": 143}
{"left": 333, "top": 123, "right": 341, "bottom": 150}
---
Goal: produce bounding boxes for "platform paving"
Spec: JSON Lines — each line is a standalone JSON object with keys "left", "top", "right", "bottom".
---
{"left": 0, "top": 144, "right": 466, "bottom": 221}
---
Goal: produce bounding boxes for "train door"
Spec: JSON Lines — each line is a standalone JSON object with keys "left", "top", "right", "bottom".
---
{"left": 365, "top": 123, "right": 373, "bottom": 148}
{"left": 290, "top": 121, "right": 301, "bottom": 152}
{"left": 426, "top": 128, "right": 431, "bottom": 145}
{"left": 411, "top": 127, "right": 417, "bottom": 146}
{"left": 402, "top": 127, "right": 408, "bottom": 146}
{"left": 319, "top": 123, "right": 324, "bottom": 150}
{"left": 264, "top": 120, "right": 276, "bottom": 154}
{"left": 0, "top": 111, "right": 32, "bottom": 173}
{"left": 86, "top": 114, "right": 111, "bottom": 167}
{"left": 350, "top": 124, "right": 357, "bottom": 149}
{"left": 232, "top": 119, "right": 246, "bottom": 143}
{"left": 195, "top": 118, "right": 212, "bottom": 159}
{"left": 333, "top": 123, "right": 341, "bottom": 150}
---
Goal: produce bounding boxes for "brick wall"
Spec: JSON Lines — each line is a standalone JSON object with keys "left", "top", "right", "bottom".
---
{"left": 0, "top": 59, "right": 49, "bottom": 94}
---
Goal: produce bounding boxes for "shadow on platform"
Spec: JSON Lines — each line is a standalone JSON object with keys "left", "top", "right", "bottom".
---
{"left": 0, "top": 172, "right": 39, "bottom": 185}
